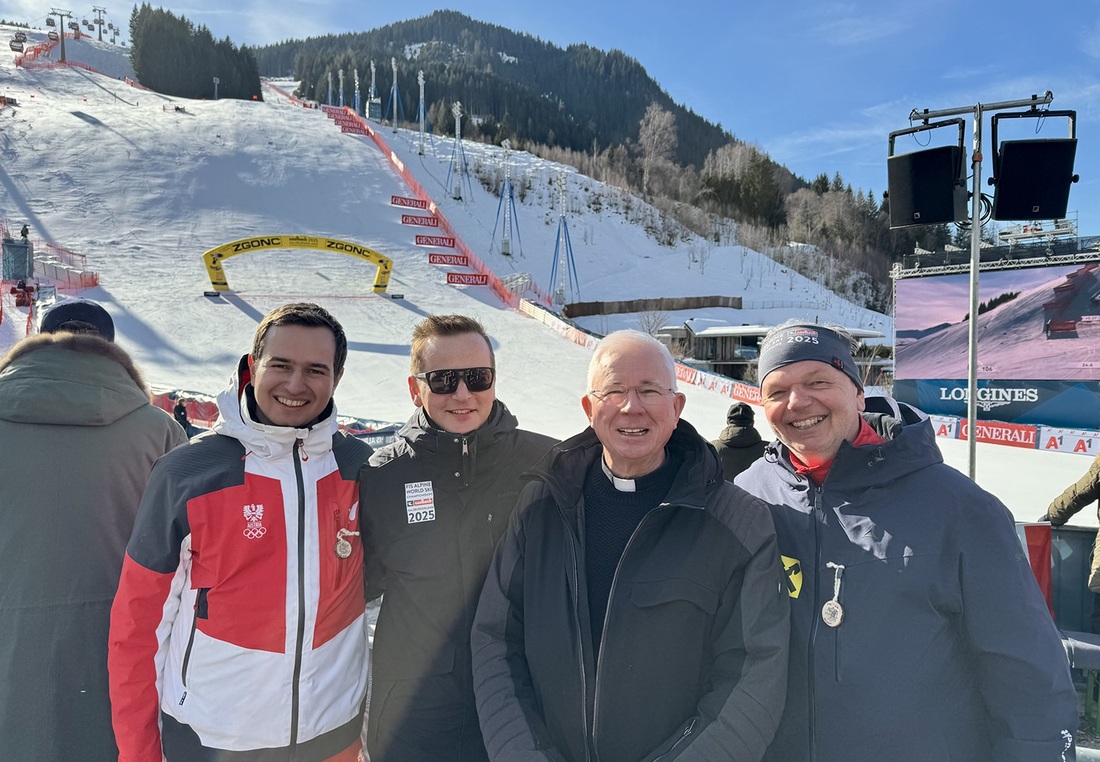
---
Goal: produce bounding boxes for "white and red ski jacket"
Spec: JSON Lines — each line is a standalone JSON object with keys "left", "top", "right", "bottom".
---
{"left": 109, "top": 366, "right": 372, "bottom": 761}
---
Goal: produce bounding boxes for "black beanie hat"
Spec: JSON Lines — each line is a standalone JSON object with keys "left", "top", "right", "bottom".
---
{"left": 39, "top": 297, "right": 115, "bottom": 342}
{"left": 727, "top": 402, "right": 754, "bottom": 426}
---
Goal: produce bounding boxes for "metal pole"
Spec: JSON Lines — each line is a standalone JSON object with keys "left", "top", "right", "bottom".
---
{"left": 966, "top": 106, "right": 983, "bottom": 480}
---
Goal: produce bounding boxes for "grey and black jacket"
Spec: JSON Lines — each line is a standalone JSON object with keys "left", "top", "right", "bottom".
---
{"left": 472, "top": 419, "right": 789, "bottom": 762}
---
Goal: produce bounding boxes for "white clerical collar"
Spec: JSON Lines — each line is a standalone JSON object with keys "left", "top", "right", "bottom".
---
{"left": 602, "top": 450, "right": 668, "bottom": 492}
{"left": 601, "top": 458, "right": 636, "bottom": 492}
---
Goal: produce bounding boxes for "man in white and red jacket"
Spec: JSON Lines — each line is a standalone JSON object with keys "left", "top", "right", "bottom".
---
{"left": 109, "top": 303, "right": 373, "bottom": 762}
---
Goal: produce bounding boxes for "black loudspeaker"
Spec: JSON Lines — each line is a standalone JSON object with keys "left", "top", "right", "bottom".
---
{"left": 990, "top": 138, "right": 1077, "bottom": 221}
{"left": 887, "top": 145, "right": 967, "bottom": 228}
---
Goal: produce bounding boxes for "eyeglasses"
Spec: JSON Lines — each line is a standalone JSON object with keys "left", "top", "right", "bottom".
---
{"left": 414, "top": 367, "right": 495, "bottom": 394}
{"left": 588, "top": 386, "right": 675, "bottom": 407}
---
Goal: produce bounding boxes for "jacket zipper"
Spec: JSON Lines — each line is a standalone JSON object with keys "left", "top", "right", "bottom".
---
{"left": 461, "top": 436, "right": 470, "bottom": 488}
{"left": 592, "top": 505, "right": 666, "bottom": 759}
{"left": 560, "top": 511, "right": 592, "bottom": 762}
{"left": 808, "top": 486, "right": 822, "bottom": 762}
{"left": 289, "top": 438, "right": 308, "bottom": 748}
{"left": 654, "top": 718, "right": 697, "bottom": 760}
{"left": 180, "top": 587, "right": 209, "bottom": 689}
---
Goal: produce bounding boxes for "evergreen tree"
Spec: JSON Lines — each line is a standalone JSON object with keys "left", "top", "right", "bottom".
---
{"left": 129, "top": 7, "right": 261, "bottom": 101}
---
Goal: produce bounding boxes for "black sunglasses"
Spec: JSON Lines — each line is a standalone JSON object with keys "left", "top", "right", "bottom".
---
{"left": 414, "top": 367, "right": 495, "bottom": 394}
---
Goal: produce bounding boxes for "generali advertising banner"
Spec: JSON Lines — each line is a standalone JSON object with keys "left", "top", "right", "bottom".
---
{"left": 446, "top": 272, "right": 489, "bottom": 285}
{"left": 415, "top": 234, "right": 455, "bottom": 248}
{"left": 428, "top": 253, "right": 468, "bottom": 266}
{"left": 391, "top": 195, "right": 428, "bottom": 209}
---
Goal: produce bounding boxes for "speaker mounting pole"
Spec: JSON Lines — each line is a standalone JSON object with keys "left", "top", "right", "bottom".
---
{"left": 901, "top": 92, "right": 1055, "bottom": 480}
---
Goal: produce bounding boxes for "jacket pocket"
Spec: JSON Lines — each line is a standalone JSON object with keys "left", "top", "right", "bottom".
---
{"left": 630, "top": 578, "right": 719, "bottom": 614}
{"left": 181, "top": 588, "right": 209, "bottom": 687}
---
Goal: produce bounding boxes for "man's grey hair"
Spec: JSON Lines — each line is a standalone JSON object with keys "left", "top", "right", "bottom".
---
{"left": 587, "top": 330, "right": 678, "bottom": 391}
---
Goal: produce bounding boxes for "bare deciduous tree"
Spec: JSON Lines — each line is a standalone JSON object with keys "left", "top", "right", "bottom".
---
{"left": 637, "top": 310, "right": 670, "bottom": 337}
{"left": 639, "top": 103, "right": 677, "bottom": 198}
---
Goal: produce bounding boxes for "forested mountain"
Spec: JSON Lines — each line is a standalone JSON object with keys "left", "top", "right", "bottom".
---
{"left": 254, "top": 10, "right": 729, "bottom": 170}
{"left": 252, "top": 11, "right": 940, "bottom": 312}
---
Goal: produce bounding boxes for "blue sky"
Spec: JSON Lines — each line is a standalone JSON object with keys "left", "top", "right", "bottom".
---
{"left": 6, "top": 1, "right": 1100, "bottom": 234}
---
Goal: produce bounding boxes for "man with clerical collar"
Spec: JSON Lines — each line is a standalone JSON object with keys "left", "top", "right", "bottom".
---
{"left": 736, "top": 319, "right": 1078, "bottom": 762}
{"left": 472, "top": 329, "right": 789, "bottom": 762}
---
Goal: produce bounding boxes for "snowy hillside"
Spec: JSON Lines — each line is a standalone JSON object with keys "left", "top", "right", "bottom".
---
{"left": 0, "top": 30, "right": 1092, "bottom": 523}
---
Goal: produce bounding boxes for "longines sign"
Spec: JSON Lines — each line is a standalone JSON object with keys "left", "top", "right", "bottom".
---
{"left": 895, "top": 378, "right": 1100, "bottom": 431}
{"left": 937, "top": 386, "right": 1040, "bottom": 412}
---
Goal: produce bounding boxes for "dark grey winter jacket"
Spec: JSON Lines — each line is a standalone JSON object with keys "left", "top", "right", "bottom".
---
{"left": 711, "top": 422, "right": 766, "bottom": 480}
{"left": 736, "top": 408, "right": 1078, "bottom": 762}
{"left": 472, "top": 420, "right": 789, "bottom": 762}
{"left": 0, "top": 335, "right": 186, "bottom": 761}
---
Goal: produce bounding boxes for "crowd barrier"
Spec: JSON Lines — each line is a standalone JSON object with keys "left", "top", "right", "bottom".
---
{"left": 1, "top": 222, "right": 99, "bottom": 292}
{"left": 16, "top": 34, "right": 148, "bottom": 92}
{"left": 150, "top": 387, "right": 401, "bottom": 446}
{"left": 14, "top": 36, "right": 57, "bottom": 67}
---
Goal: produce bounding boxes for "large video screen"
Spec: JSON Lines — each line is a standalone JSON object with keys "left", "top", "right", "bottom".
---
{"left": 893, "top": 260, "right": 1100, "bottom": 428}
{"left": 896, "top": 263, "right": 1100, "bottom": 380}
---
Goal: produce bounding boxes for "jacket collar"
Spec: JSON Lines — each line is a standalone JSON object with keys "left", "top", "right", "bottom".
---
{"left": 764, "top": 409, "right": 942, "bottom": 489}
{"left": 394, "top": 399, "right": 518, "bottom": 454}
{"left": 532, "top": 419, "right": 722, "bottom": 513}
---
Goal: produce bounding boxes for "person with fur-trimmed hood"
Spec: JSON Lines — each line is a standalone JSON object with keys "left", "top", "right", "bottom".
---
{"left": 0, "top": 301, "right": 186, "bottom": 761}
{"left": 109, "top": 303, "right": 373, "bottom": 762}
{"left": 735, "top": 319, "right": 1078, "bottom": 762}
{"left": 472, "top": 330, "right": 789, "bottom": 762}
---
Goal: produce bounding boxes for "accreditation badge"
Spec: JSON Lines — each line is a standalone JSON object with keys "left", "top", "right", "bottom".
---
{"left": 404, "top": 480, "right": 436, "bottom": 524}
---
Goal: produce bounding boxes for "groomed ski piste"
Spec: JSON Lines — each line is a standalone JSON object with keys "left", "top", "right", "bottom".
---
{"left": 0, "top": 25, "right": 1093, "bottom": 526}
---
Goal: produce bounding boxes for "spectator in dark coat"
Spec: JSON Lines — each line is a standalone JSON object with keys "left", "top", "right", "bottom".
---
{"left": 0, "top": 306, "right": 186, "bottom": 761}
{"left": 171, "top": 397, "right": 199, "bottom": 438}
{"left": 711, "top": 401, "right": 766, "bottom": 479}
{"left": 736, "top": 319, "right": 1077, "bottom": 762}
{"left": 472, "top": 330, "right": 788, "bottom": 762}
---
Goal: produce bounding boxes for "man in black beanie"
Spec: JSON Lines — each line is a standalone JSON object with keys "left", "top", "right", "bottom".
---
{"left": 735, "top": 318, "right": 1077, "bottom": 762}
{"left": 711, "top": 401, "right": 765, "bottom": 480}
{"left": 0, "top": 311, "right": 185, "bottom": 760}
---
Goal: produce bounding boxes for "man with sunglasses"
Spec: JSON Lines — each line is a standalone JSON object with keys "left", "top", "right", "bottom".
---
{"left": 359, "top": 314, "right": 554, "bottom": 761}
{"left": 471, "top": 330, "right": 789, "bottom": 762}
